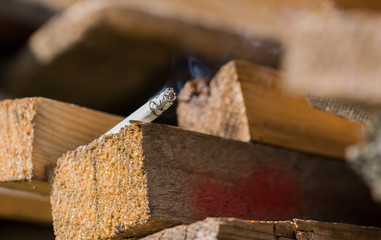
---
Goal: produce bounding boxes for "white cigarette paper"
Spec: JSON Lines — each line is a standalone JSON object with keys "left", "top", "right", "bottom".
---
{"left": 106, "top": 87, "right": 176, "bottom": 135}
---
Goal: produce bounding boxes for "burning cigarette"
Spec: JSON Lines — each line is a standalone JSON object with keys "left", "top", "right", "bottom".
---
{"left": 106, "top": 87, "right": 176, "bottom": 135}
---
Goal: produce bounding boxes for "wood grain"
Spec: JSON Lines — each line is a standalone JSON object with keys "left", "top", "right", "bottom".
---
{"left": 0, "top": 97, "right": 122, "bottom": 196}
{"left": 0, "top": 187, "right": 51, "bottom": 224}
{"left": 143, "top": 218, "right": 289, "bottom": 240}
{"left": 142, "top": 218, "right": 381, "bottom": 240}
{"left": 293, "top": 219, "right": 381, "bottom": 240}
{"left": 177, "top": 60, "right": 364, "bottom": 159}
{"left": 51, "top": 123, "right": 381, "bottom": 239}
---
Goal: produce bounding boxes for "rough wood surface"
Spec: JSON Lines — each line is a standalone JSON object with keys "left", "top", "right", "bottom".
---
{"left": 51, "top": 123, "right": 380, "bottom": 239}
{"left": 0, "top": 187, "right": 51, "bottom": 224}
{"left": 282, "top": 11, "right": 381, "bottom": 105}
{"left": 307, "top": 96, "right": 377, "bottom": 127}
{"left": 143, "top": 218, "right": 381, "bottom": 240}
{"left": 293, "top": 219, "right": 381, "bottom": 240}
{"left": 0, "top": 97, "right": 122, "bottom": 196}
{"left": 177, "top": 60, "right": 364, "bottom": 159}
{"left": 143, "top": 218, "right": 290, "bottom": 240}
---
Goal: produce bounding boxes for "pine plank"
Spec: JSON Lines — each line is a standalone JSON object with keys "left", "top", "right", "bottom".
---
{"left": 51, "top": 123, "right": 380, "bottom": 239}
{"left": 177, "top": 60, "right": 364, "bottom": 159}
{"left": 0, "top": 187, "right": 51, "bottom": 224}
{"left": 0, "top": 97, "right": 122, "bottom": 195}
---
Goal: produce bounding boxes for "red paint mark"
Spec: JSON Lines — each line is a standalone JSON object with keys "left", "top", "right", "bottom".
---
{"left": 193, "top": 164, "right": 301, "bottom": 220}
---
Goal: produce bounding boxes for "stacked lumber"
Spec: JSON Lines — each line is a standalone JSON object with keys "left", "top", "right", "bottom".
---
{"left": 3, "top": 0, "right": 287, "bottom": 112}
{"left": 143, "top": 218, "right": 381, "bottom": 240}
{"left": 0, "top": 97, "right": 121, "bottom": 224}
{"left": 2, "top": 0, "right": 381, "bottom": 239}
{"left": 281, "top": 9, "right": 381, "bottom": 203}
{"left": 0, "top": 97, "right": 121, "bottom": 196}
{"left": 51, "top": 123, "right": 379, "bottom": 239}
{"left": 177, "top": 60, "right": 363, "bottom": 159}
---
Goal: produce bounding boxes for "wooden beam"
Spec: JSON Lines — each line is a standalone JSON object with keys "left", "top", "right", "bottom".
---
{"left": 0, "top": 187, "right": 51, "bottom": 224}
{"left": 0, "top": 97, "right": 122, "bottom": 195}
{"left": 51, "top": 123, "right": 380, "bottom": 239}
{"left": 142, "top": 218, "right": 381, "bottom": 240}
{"left": 282, "top": 11, "right": 381, "bottom": 105}
{"left": 177, "top": 60, "right": 364, "bottom": 159}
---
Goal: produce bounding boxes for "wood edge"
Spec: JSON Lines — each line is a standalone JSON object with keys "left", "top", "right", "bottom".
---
{"left": 0, "top": 186, "right": 52, "bottom": 224}
{"left": 0, "top": 180, "right": 50, "bottom": 196}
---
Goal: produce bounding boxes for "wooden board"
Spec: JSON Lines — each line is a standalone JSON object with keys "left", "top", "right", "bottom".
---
{"left": 142, "top": 218, "right": 381, "bottom": 240}
{"left": 51, "top": 123, "right": 380, "bottom": 239}
{"left": 0, "top": 187, "right": 51, "bottom": 224}
{"left": 177, "top": 60, "right": 364, "bottom": 159}
{"left": 282, "top": 11, "right": 381, "bottom": 105}
{"left": 0, "top": 97, "right": 122, "bottom": 195}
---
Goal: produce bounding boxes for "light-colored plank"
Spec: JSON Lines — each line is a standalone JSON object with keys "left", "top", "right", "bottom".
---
{"left": 51, "top": 123, "right": 379, "bottom": 239}
{"left": 143, "top": 218, "right": 284, "bottom": 240}
{"left": 177, "top": 60, "right": 364, "bottom": 159}
{"left": 143, "top": 218, "right": 381, "bottom": 240}
{"left": 0, "top": 97, "right": 122, "bottom": 195}
{"left": 282, "top": 11, "right": 381, "bottom": 105}
{"left": 0, "top": 187, "right": 51, "bottom": 224}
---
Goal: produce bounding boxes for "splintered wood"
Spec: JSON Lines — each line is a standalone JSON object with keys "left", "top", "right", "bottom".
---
{"left": 177, "top": 60, "right": 363, "bottom": 159}
{"left": 0, "top": 97, "right": 121, "bottom": 195}
{"left": 143, "top": 218, "right": 381, "bottom": 240}
{"left": 282, "top": 11, "right": 381, "bottom": 105}
{"left": 51, "top": 123, "right": 380, "bottom": 239}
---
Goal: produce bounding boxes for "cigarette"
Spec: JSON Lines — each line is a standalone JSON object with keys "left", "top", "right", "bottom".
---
{"left": 105, "top": 87, "right": 176, "bottom": 135}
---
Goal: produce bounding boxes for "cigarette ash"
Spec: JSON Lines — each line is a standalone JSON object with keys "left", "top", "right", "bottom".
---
{"left": 148, "top": 87, "right": 176, "bottom": 116}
